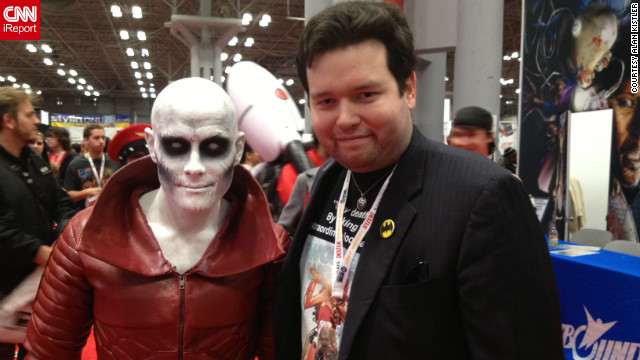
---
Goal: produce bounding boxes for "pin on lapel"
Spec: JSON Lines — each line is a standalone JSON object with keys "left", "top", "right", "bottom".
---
{"left": 380, "top": 219, "right": 395, "bottom": 238}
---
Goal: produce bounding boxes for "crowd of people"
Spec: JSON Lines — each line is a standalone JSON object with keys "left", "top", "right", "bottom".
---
{"left": 0, "top": 2, "right": 565, "bottom": 360}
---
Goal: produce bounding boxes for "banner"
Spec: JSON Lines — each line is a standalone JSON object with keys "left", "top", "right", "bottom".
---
{"left": 520, "top": 0, "right": 636, "bottom": 241}
{"left": 50, "top": 113, "right": 130, "bottom": 128}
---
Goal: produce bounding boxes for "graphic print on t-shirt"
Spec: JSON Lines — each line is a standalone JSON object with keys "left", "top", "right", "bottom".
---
{"left": 299, "top": 194, "right": 372, "bottom": 360}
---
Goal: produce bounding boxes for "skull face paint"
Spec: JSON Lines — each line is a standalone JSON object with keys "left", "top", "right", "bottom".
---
{"left": 148, "top": 77, "right": 244, "bottom": 213}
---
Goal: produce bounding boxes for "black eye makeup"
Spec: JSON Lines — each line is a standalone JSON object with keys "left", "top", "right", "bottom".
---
{"left": 161, "top": 137, "right": 190, "bottom": 156}
{"left": 200, "top": 137, "right": 230, "bottom": 158}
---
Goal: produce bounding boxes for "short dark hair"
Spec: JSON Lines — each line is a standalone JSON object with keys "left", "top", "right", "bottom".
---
{"left": 45, "top": 126, "right": 72, "bottom": 151}
{"left": 296, "top": 2, "right": 416, "bottom": 96}
{"left": 0, "top": 86, "right": 38, "bottom": 131}
{"left": 83, "top": 124, "right": 104, "bottom": 139}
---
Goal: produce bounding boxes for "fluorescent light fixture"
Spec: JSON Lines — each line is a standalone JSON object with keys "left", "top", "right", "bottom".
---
{"left": 286, "top": 79, "right": 294, "bottom": 86}
{"left": 149, "top": 87, "right": 155, "bottom": 93}
{"left": 244, "top": 37, "right": 254, "bottom": 47}
{"left": 143, "top": 62, "right": 151, "bottom": 70}
{"left": 137, "top": 80, "right": 143, "bottom": 85}
{"left": 41, "top": 44, "right": 52, "bottom": 53}
{"left": 87, "top": 85, "right": 94, "bottom": 90}
{"left": 141, "top": 48, "right": 149, "bottom": 56}
{"left": 85, "top": 91, "right": 91, "bottom": 96}
{"left": 134, "top": 72, "right": 142, "bottom": 79}
{"left": 79, "top": 78, "right": 86, "bottom": 84}
{"left": 259, "top": 14, "right": 271, "bottom": 27}
{"left": 140, "top": 87, "right": 146, "bottom": 92}
{"left": 142, "top": 93, "right": 148, "bottom": 98}
{"left": 150, "top": 93, "right": 156, "bottom": 98}
{"left": 57, "top": 69, "right": 65, "bottom": 76}
{"left": 233, "top": 53, "right": 242, "bottom": 62}
{"left": 68, "top": 78, "right": 76, "bottom": 84}
{"left": 111, "top": 5, "right": 122, "bottom": 17}
{"left": 242, "top": 13, "right": 252, "bottom": 25}
{"left": 221, "top": 52, "right": 228, "bottom": 61}
{"left": 77, "top": 85, "right": 84, "bottom": 90}
{"left": 0, "top": 76, "right": 4, "bottom": 81}
{"left": 69, "top": 70, "right": 77, "bottom": 76}
{"left": 126, "top": 48, "right": 135, "bottom": 56}
{"left": 228, "top": 37, "right": 238, "bottom": 46}
{"left": 145, "top": 72, "right": 153, "bottom": 79}
{"left": 26, "top": 44, "right": 37, "bottom": 52}
{"left": 132, "top": 6, "right": 142, "bottom": 19}
{"left": 120, "top": 30, "right": 129, "bottom": 40}
{"left": 131, "top": 61, "right": 139, "bottom": 69}
{"left": 298, "top": 99, "right": 306, "bottom": 105}
{"left": 12, "top": 84, "right": 20, "bottom": 88}
{"left": 43, "top": 58, "right": 53, "bottom": 66}
{"left": 93, "top": 91, "right": 100, "bottom": 96}
{"left": 137, "top": 31, "right": 146, "bottom": 41}
{"left": 22, "top": 83, "right": 30, "bottom": 88}
{"left": 225, "top": 66, "right": 232, "bottom": 74}
{"left": 7, "top": 76, "right": 16, "bottom": 82}
{"left": 511, "top": 51, "right": 519, "bottom": 58}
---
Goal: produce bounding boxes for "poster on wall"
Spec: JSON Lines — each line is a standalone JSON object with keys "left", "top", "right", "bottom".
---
{"left": 520, "top": 0, "right": 637, "bottom": 242}
{"left": 49, "top": 113, "right": 130, "bottom": 128}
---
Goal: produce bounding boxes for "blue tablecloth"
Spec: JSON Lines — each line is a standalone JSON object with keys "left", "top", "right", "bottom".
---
{"left": 550, "top": 241, "right": 640, "bottom": 359}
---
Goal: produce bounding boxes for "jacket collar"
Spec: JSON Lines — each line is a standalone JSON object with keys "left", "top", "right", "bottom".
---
{"left": 78, "top": 155, "right": 287, "bottom": 277}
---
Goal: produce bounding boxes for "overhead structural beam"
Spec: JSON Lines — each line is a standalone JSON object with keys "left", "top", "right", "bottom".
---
{"left": 165, "top": 14, "right": 244, "bottom": 84}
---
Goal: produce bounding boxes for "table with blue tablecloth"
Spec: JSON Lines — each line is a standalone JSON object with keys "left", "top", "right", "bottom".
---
{"left": 550, "top": 241, "right": 640, "bottom": 359}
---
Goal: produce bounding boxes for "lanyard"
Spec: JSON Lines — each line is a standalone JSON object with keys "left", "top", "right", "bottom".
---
{"left": 332, "top": 166, "right": 396, "bottom": 299}
{"left": 88, "top": 153, "right": 105, "bottom": 188}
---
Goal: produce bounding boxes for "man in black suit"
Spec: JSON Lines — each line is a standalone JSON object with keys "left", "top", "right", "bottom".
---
{"left": 273, "top": 2, "right": 563, "bottom": 359}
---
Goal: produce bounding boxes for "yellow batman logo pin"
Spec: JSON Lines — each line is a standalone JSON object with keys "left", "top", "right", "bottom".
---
{"left": 380, "top": 219, "right": 395, "bottom": 238}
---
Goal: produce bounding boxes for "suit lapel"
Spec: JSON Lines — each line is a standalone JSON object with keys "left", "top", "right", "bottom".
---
{"left": 337, "top": 129, "right": 427, "bottom": 359}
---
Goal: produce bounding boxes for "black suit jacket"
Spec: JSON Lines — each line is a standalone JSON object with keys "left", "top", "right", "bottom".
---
{"left": 273, "top": 128, "right": 563, "bottom": 359}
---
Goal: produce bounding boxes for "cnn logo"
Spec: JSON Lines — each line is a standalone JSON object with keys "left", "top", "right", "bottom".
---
{"left": 3, "top": 6, "right": 37, "bottom": 22}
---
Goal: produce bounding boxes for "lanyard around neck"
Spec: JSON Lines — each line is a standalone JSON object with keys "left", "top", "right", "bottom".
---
{"left": 331, "top": 166, "right": 396, "bottom": 300}
{"left": 88, "top": 153, "right": 105, "bottom": 188}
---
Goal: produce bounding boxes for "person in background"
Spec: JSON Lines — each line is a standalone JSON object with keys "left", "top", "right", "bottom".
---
{"left": 241, "top": 143, "right": 262, "bottom": 172}
{"left": 0, "top": 86, "right": 76, "bottom": 360}
{"left": 28, "top": 132, "right": 48, "bottom": 159}
{"left": 276, "top": 135, "right": 328, "bottom": 207}
{"left": 44, "top": 126, "right": 77, "bottom": 184}
{"left": 272, "top": 2, "right": 563, "bottom": 359}
{"left": 106, "top": 123, "right": 151, "bottom": 165}
{"left": 500, "top": 146, "right": 518, "bottom": 174}
{"left": 70, "top": 142, "right": 82, "bottom": 154}
{"left": 447, "top": 105, "right": 496, "bottom": 158}
{"left": 25, "top": 77, "right": 288, "bottom": 359}
{"left": 64, "top": 124, "right": 120, "bottom": 209}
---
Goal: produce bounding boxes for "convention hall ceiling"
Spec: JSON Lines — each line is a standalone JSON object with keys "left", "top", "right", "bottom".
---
{"left": 0, "top": 0, "right": 521, "bottom": 115}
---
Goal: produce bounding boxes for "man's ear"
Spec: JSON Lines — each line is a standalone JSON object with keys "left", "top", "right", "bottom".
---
{"left": 2, "top": 113, "right": 15, "bottom": 130}
{"left": 234, "top": 132, "right": 246, "bottom": 165}
{"left": 144, "top": 128, "right": 157, "bottom": 163}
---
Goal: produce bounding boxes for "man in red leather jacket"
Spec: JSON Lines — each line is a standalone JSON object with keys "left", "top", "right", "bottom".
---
{"left": 24, "top": 77, "right": 289, "bottom": 359}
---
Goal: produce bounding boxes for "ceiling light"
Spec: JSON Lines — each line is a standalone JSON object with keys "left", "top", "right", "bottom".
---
{"left": 145, "top": 72, "right": 153, "bottom": 79}
{"left": 137, "top": 80, "right": 143, "bottom": 85}
{"left": 242, "top": 13, "right": 252, "bottom": 25}
{"left": 142, "top": 93, "right": 148, "bottom": 98}
{"left": 22, "top": 83, "right": 30, "bottom": 88}
{"left": 503, "top": 55, "right": 511, "bottom": 61}
{"left": 233, "top": 53, "right": 242, "bottom": 62}
{"left": 244, "top": 37, "right": 254, "bottom": 47}
{"left": 87, "top": 85, "right": 94, "bottom": 90}
{"left": 41, "top": 44, "right": 52, "bottom": 53}
{"left": 228, "top": 37, "right": 238, "bottom": 46}
{"left": 57, "top": 69, "right": 65, "bottom": 76}
{"left": 298, "top": 99, "right": 306, "bottom": 105}
{"left": 79, "top": 78, "right": 86, "bottom": 84}
{"left": 26, "top": 44, "right": 37, "bottom": 52}
{"left": 278, "top": 78, "right": 284, "bottom": 84}
{"left": 77, "top": 85, "right": 84, "bottom": 90}
{"left": 120, "top": 30, "right": 129, "bottom": 40}
{"left": 131, "top": 61, "right": 139, "bottom": 69}
{"left": 140, "top": 87, "right": 146, "bottom": 92}
{"left": 286, "top": 79, "right": 294, "bottom": 86}
{"left": 150, "top": 93, "right": 156, "bottom": 99}
{"left": 111, "top": 5, "right": 122, "bottom": 17}
{"left": 68, "top": 78, "right": 76, "bottom": 84}
{"left": 149, "top": 88, "right": 155, "bottom": 93}
{"left": 225, "top": 66, "right": 232, "bottom": 74}
{"left": 259, "top": 14, "right": 271, "bottom": 27}
{"left": 69, "top": 69, "right": 77, "bottom": 76}
{"left": 93, "top": 91, "right": 100, "bottom": 96}
{"left": 149, "top": 83, "right": 154, "bottom": 87}
{"left": 511, "top": 51, "right": 519, "bottom": 58}
{"left": 36, "top": 90, "right": 41, "bottom": 95}
{"left": 43, "top": 58, "right": 53, "bottom": 66}
{"left": 221, "top": 52, "right": 228, "bottom": 61}
{"left": 12, "top": 84, "right": 20, "bottom": 88}
{"left": 0, "top": 76, "right": 4, "bottom": 82}
{"left": 137, "top": 31, "right": 146, "bottom": 41}
{"left": 7, "top": 76, "right": 16, "bottom": 82}
{"left": 85, "top": 90, "right": 91, "bottom": 96}
{"left": 515, "top": 89, "right": 521, "bottom": 94}
{"left": 132, "top": 6, "right": 142, "bottom": 19}
{"left": 134, "top": 72, "right": 142, "bottom": 79}
{"left": 126, "top": 48, "right": 135, "bottom": 56}
{"left": 143, "top": 62, "right": 151, "bottom": 70}
{"left": 141, "top": 48, "right": 149, "bottom": 57}
{"left": 221, "top": 75, "right": 226, "bottom": 82}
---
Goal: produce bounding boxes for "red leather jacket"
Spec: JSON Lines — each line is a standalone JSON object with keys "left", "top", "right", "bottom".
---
{"left": 25, "top": 157, "right": 289, "bottom": 360}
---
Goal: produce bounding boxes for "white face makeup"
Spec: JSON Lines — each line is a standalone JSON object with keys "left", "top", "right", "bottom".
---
{"left": 148, "top": 78, "right": 244, "bottom": 213}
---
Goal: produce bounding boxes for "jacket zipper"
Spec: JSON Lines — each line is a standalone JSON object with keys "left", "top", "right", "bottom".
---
{"left": 179, "top": 274, "right": 185, "bottom": 360}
